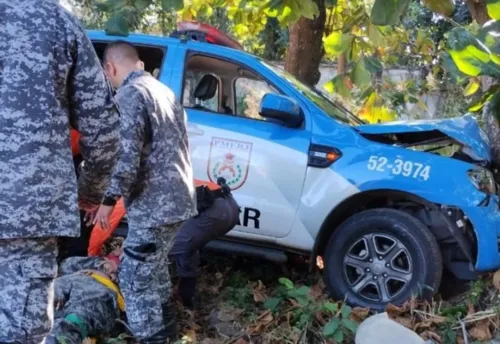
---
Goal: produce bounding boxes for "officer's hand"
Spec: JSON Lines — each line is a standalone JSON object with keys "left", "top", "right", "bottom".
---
{"left": 93, "top": 205, "right": 115, "bottom": 230}
{"left": 83, "top": 208, "right": 99, "bottom": 227}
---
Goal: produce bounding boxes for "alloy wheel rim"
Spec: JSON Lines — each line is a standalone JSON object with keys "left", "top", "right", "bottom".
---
{"left": 342, "top": 233, "right": 413, "bottom": 303}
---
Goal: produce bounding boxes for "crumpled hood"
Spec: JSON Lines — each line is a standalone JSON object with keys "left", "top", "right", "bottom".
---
{"left": 356, "top": 114, "right": 492, "bottom": 162}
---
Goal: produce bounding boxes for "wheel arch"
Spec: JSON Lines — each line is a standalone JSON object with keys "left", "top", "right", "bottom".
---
{"left": 310, "top": 189, "right": 478, "bottom": 277}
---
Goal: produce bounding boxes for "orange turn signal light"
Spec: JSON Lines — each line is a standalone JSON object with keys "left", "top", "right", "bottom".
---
{"left": 327, "top": 152, "right": 339, "bottom": 161}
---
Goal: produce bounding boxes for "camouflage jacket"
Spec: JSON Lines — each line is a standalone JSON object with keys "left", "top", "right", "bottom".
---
{"left": 55, "top": 257, "right": 121, "bottom": 337}
{"left": 104, "top": 70, "right": 197, "bottom": 228}
{"left": 0, "top": 0, "right": 120, "bottom": 239}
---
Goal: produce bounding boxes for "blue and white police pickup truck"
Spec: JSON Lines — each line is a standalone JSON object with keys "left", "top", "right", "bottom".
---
{"left": 88, "top": 24, "right": 500, "bottom": 310}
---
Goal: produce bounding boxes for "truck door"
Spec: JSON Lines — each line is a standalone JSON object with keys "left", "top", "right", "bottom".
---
{"left": 169, "top": 46, "right": 312, "bottom": 241}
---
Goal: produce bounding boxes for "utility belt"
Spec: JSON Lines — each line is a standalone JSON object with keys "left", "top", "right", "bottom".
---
{"left": 196, "top": 177, "right": 231, "bottom": 213}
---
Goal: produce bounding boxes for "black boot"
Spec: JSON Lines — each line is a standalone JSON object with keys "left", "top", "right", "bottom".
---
{"left": 178, "top": 277, "right": 196, "bottom": 309}
{"left": 163, "top": 299, "right": 178, "bottom": 342}
{"left": 140, "top": 299, "right": 178, "bottom": 344}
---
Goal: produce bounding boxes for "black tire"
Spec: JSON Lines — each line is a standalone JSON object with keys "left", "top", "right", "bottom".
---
{"left": 323, "top": 208, "right": 442, "bottom": 311}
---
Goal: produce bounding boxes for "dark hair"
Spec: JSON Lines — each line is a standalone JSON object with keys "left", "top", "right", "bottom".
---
{"left": 103, "top": 40, "right": 140, "bottom": 64}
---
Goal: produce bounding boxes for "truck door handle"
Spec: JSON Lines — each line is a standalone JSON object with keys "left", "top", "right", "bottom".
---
{"left": 187, "top": 123, "right": 204, "bottom": 136}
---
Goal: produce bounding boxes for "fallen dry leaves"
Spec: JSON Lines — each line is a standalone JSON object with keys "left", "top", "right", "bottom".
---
{"left": 247, "top": 310, "right": 274, "bottom": 334}
{"left": 386, "top": 303, "right": 406, "bottom": 318}
{"left": 469, "top": 319, "right": 493, "bottom": 341}
{"left": 257, "top": 310, "right": 274, "bottom": 325}
{"left": 252, "top": 280, "right": 267, "bottom": 303}
{"left": 309, "top": 280, "right": 325, "bottom": 300}
{"left": 393, "top": 315, "right": 414, "bottom": 329}
{"left": 420, "top": 330, "right": 442, "bottom": 343}
{"left": 493, "top": 270, "right": 500, "bottom": 291}
{"left": 217, "top": 307, "right": 245, "bottom": 322}
{"left": 351, "top": 307, "right": 370, "bottom": 322}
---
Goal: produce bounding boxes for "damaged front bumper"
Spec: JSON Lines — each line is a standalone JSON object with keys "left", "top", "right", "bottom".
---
{"left": 465, "top": 194, "right": 500, "bottom": 271}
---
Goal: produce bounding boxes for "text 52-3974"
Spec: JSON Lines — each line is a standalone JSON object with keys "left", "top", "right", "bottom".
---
{"left": 367, "top": 155, "right": 431, "bottom": 181}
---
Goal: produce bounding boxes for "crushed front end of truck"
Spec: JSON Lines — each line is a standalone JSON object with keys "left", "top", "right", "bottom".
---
{"left": 355, "top": 114, "right": 500, "bottom": 275}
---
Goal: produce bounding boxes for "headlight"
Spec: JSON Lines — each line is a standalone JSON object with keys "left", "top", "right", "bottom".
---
{"left": 468, "top": 167, "right": 497, "bottom": 194}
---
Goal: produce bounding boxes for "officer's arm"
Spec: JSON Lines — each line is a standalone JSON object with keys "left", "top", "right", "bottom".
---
{"left": 54, "top": 275, "right": 72, "bottom": 306}
{"left": 68, "top": 25, "right": 120, "bottom": 205}
{"left": 103, "top": 87, "right": 146, "bottom": 203}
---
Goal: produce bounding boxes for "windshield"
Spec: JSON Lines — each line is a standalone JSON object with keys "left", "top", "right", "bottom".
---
{"left": 261, "top": 61, "right": 366, "bottom": 126}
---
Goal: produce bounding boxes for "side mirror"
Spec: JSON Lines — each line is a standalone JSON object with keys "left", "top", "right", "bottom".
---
{"left": 259, "top": 93, "right": 303, "bottom": 128}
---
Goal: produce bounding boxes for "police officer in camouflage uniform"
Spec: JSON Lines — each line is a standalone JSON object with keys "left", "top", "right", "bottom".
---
{"left": 93, "top": 41, "right": 197, "bottom": 343}
{"left": 0, "top": 1, "right": 120, "bottom": 342}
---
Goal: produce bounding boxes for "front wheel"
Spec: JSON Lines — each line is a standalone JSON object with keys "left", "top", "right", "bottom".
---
{"left": 323, "top": 208, "right": 442, "bottom": 311}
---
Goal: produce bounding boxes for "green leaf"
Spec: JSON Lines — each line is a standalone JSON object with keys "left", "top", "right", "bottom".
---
{"left": 422, "top": 0, "right": 455, "bottom": 17}
{"left": 279, "top": 277, "right": 294, "bottom": 289}
{"left": 464, "top": 79, "right": 481, "bottom": 96}
{"left": 324, "top": 75, "right": 351, "bottom": 98}
{"left": 295, "top": 0, "right": 320, "bottom": 20}
{"left": 162, "top": 0, "right": 183, "bottom": 11}
{"left": 199, "top": 4, "right": 214, "bottom": 17}
{"left": 323, "top": 318, "right": 340, "bottom": 337}
{"left": 441, "top": 52, "right": 467, "bottom": 80}
{"left": 295, "top": 286, "right": 310, "bottom": 296}
{"left": 323, "top": 32, "right": 352, "bottom": 56}
{"left": 326, "top": 0, "right": 338, "bottom": 7}
{"left": 294, "top": 295, "right": 310, "bottom": 306}
{"left": 343, "top": 6, "right": 367, "bottom": 33}
{"left": 370, "top": 0, "right": 411, "bottom": 26}
{"left": 287, "top": 286, "right": 311, "bottom": 302}
{"left": 442, "top": 328, "right": 457, "bottom": 344}
{"left": 109, "top": 0, "right": 128, "bottom": 10}
{"left": 324, "top": 302, "right": 339, "bottom": 313}
{"left": 134, "top": 0, "right": 152, "bottom": 10}
{"left": 447, "top": 27, "right": 493, "bottom": 76}
{"left": 341, "top": 304, "right": 352, "bottom": 318}
{"left": 360, "top": 86, "right": 375, "bottom": 100}
{"left": 368, "top": 22, "right": 386, "bottom": 47}
{"left": 408, "top": 95, "right": 419, "bottom": 103}
{"left": 341, "top": 318, "right": 358, "bottom": 333}
{"left": 487, "top": 0, "right": 500, "bottom": 20}
{"left": 352, "top": 59, "right": 371, "bottom": 89}
{"left": 477, "top": 20, "right": 500, "bottom": 56}
{"left": 364, "top": 56, "right": 384, "bottom": 74}
{"left": 469, "top": 84, "right": 500, "bottom": 112}
{"left": 324, "top": 80, "right": 335, "bottom": 93}
{"left": 264, "top": 297, "right": 282, "bottom": 311}
{"left": 95, "top": 0, "right": 111, "bottom": 11}
{"left": 333, "top": 329, "right": 345, "bottom": 343}
{"left": 105, "top": 13, "right": 130, "bottom": 36}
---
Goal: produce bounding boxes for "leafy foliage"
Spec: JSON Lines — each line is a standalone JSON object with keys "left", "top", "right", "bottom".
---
{"left": 86, "top": 0, "right": 500, "bottom": 123}
{"left": 262, "top": 278, "right": 358, "bottom": 343}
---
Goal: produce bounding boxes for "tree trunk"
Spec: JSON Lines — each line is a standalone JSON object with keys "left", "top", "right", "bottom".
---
{"left": 337, "top": 52, "right": 347, "bottom": 74}
{"left": 284, "top": 0, "right": 326, "bottom": 86}
{"left": 466, "top": 0, "right": 490, "bottom": 25}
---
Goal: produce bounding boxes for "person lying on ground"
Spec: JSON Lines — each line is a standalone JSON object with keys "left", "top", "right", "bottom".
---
{"left": 45, "top": 249, "right": 125, "bottom": 344}
{"left": 88, "top": 178, "right": 239, "bottom": 309}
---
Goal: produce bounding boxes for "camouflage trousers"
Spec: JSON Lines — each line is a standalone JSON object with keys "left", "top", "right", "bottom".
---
{"left": 0, "top": 237, "right": 58, "bottom": 344}
{"left": 119, "top": 222, "right": 183, "bottom": 339}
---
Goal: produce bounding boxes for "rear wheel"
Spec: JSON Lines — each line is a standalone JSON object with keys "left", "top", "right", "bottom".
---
{"left": 323, "top": 208, "right": 442, "bottom": 311}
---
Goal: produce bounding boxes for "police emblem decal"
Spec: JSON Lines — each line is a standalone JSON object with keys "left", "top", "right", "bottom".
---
{"left": 207, "top": 137, "right": 253, "bottom": 190}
